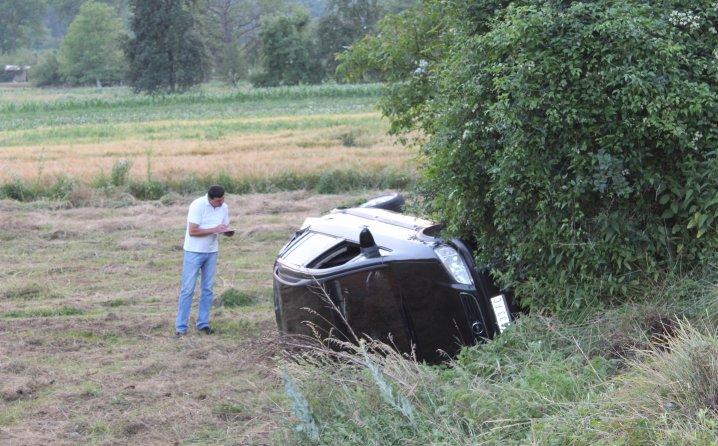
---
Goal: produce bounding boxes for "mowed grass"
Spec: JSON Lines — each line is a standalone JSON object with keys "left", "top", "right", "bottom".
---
{"left": 0, "top": 83, "right": 413, "bottom": 188}
{"left": 0, "top": 190, "right": 380, "bottom": 444}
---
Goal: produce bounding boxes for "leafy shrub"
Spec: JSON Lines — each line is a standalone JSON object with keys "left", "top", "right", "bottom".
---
{"left": 341, "top": 1, "right": 718, "bottom": 310}
{"left": 32, "top": 51, "right": 63, "bottom": 87}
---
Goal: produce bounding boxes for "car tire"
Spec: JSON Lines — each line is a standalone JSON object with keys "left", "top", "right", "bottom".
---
{"left": 358, "top": 193, "right": 405, "bottom": 213}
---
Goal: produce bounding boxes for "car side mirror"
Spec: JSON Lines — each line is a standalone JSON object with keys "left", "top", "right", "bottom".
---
{"left": 359, "top": 228, "right": 380, "bottom": 258}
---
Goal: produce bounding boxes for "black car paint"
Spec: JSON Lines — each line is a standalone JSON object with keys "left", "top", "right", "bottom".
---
{"left": 273, "top": 204, "right": 513, "bottom": 363}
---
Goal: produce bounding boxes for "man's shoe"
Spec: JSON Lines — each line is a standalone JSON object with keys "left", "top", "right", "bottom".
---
{"left": 198, "top": 326, "right": 213, "bottom": 335}
{"left": 174, "top": 331, "right": 186, "bottom": 338}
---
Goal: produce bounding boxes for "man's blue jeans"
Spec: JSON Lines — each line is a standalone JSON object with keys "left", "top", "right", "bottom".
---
{"left": 175, "top": 250, "right": 218, "bottom": 333}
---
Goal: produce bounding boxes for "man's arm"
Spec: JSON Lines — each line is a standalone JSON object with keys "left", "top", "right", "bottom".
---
{"left": 188, "top": 222, "right": 228, "bottom": 237}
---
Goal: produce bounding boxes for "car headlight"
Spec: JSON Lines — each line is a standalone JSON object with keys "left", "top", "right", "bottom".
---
{"left": 434, "top": 245, "right": 474, "bottom": 285}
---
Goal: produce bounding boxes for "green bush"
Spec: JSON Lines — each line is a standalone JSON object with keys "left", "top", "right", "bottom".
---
{"left": 128, "top": 180, "right": 167, "bottom": 200}
{"left": 32, "top": 51, "right": 63, "bottom": 87}
{"left": 341, "top": 1, "right": 718, "bottom": 310}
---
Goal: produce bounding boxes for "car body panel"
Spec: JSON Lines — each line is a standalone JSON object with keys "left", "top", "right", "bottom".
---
{"left": 273, "top": 201, "right": 515, "bottom": 363}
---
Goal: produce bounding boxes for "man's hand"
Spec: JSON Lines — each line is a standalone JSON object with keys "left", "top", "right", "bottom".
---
{"left": 188, "top": 223, "right": 230, "bottom": 237}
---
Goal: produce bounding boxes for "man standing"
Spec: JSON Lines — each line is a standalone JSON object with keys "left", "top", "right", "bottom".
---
{"left": 175, "top": 185, "right": 233, "bottom": 337}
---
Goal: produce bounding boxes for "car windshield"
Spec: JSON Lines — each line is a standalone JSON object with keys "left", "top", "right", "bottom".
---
{"left": 281, "top": 232, "right": 343, "bottom": 266}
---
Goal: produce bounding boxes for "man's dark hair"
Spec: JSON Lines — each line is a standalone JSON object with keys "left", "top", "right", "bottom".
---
{"left": 208, "top": 185, "right": 225, "bottom": 199}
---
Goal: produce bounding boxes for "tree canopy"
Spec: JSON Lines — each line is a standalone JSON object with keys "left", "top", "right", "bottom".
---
{"left": 340, "top": 0, "right": 718, "bottom": 310}
{"left": 57, "top": 1, "right": 126, "bottom": 86}
{"left": 251, "top": 9, "right": 322, "bottom": 86}
{"left": 0, "top": 0, "right": 46, "bottom": 54}
{"left": 125, "top": 0, "right": 208, "bottom": 93}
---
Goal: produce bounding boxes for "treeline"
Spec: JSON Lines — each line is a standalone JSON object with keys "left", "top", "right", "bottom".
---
{"left": 0, "top": 0, "right": 413, "bottom": 90}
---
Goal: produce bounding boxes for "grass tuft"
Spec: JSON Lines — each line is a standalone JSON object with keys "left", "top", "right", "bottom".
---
{"left": 220, "top": 288, "right": 254, "bottom": 308}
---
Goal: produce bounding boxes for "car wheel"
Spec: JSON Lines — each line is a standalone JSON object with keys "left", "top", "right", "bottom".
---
{"left": 358, "top": 193, "right": 405, "bottom": 213}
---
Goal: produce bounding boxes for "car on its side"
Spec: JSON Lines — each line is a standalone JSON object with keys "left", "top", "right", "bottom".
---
{"left": 273, "top": 194, "right": 518, "bottom": 363}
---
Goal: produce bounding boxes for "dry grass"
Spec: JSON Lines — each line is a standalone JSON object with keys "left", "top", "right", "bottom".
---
{"left": 0, "top": 125, "right": 406, "bottom": 183}
{"left": 0, "top": 190, "right": 383, "bottom": 444}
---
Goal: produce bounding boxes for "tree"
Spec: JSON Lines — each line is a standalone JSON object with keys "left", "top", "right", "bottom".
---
{"left": 57, "top": 1, "right": 126, "bottom": 86}
{"left": 125, "top": 0, "right": 208, "bottom": 93}
{"left": 316, "top": 0, "right": 383, "bottom": 77}
{"left": 251, "top": 9, "right": 322, "bottom": 86}
{"left": 45, "top": 0, "right": 130, "bottom": 45}
{"left": 340, "top": 1, "right": 718, "bottom": 310}
{"left": 201, "top": 0, "right": 266, "bottom": 83}
{"left": 0, "top": 0, "right": 47, "bottom": 53}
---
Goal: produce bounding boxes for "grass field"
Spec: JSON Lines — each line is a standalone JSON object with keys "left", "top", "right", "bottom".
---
{"left": 0, "top": 190, "right": 384, "bottom": 444}
{"left": 0, "top": 83, "right": 414, "bottom": 443}
{"left": 0, "top": 83, "right": 413, "bottom": 196}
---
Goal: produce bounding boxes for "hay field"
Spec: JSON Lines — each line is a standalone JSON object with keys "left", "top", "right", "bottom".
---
{"left": 0, "top": 190, "right": 379, "bottom": 444}
{"left": 0, "top": 84, "right": 412, "bottom": 187}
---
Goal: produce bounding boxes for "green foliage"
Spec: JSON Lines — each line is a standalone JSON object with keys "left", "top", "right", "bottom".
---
{"left": 278, "top": 264, "right": 718, "bottom": 444}
{"left": 252, "top": 9, "right": 323, "bottom": 87}
{"left": 127, "top": 180, "right": 168, "bottom": 200}
{"left": 219, "top": 42, "right": 246, "bottom": 85}
{"left": 1, "top": 168, "right": 413, "bottom": 203}
{"left": 0, "top": 0, "right": 46, "bottom": 53}
{"left": 125, "top": 0, "right": 208, "bottom": 93}
{"left": 58, "top": 1, "right": 127, "bottom": 86}
{"left": 341, "top": 1, "right": 718, "bottom": 310}
{"left": 110, "top": 159, "right": 133, "bottom": 187}
{"left": 32, "top": 51, "right": 63, "bottom": 87}
{"left": 220, "top": 288, "right": 254, "bottom": 307}
{"left": 0, "top": 175, "right": 74, "bottom": 201}
{"left": 316, "top": 0, "right": 384, "bottom": 78}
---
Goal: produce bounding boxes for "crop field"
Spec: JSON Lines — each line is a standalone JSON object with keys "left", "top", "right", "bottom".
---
{"left": 0, "top": 84, "right": 413, "bottom": 193}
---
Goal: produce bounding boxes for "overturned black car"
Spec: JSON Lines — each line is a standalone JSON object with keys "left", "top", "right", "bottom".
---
{"left": 273, "top": 195, "right": 518, "bottom": 363}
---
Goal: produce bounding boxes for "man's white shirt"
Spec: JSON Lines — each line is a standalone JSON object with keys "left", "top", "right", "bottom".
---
{"left": 183, "top": 195, "right": 229, "bottom": 253}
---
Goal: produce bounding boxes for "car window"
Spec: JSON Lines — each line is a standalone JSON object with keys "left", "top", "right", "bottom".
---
{"left": 281, "top": 232, "right": 342, "bottom": 266}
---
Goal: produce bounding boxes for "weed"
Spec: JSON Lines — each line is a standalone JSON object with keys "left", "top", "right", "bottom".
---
{"left": 283, "top": 370, "right": 319, "bottom": 442}
{"left": 339, "top": 129, "right": 360, "bottom": 147}
{"left": 127, "top": 180, "right": 167, "bottom": 200}
{"left": 110, "top": 159, "right": 133, "bottom": 187}
{"left": 220, "top": 288, "right": 254, "bottom": 308}
{"left": 80, "top": 382, "right": 102, "bottom": 397}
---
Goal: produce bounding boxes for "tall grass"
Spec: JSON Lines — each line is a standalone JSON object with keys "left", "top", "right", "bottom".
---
{"left": 276, "top": 268, "right": 718, "bottom": 444}
{"left": 0, "top": 168, "right": 414, "bottom": 203}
